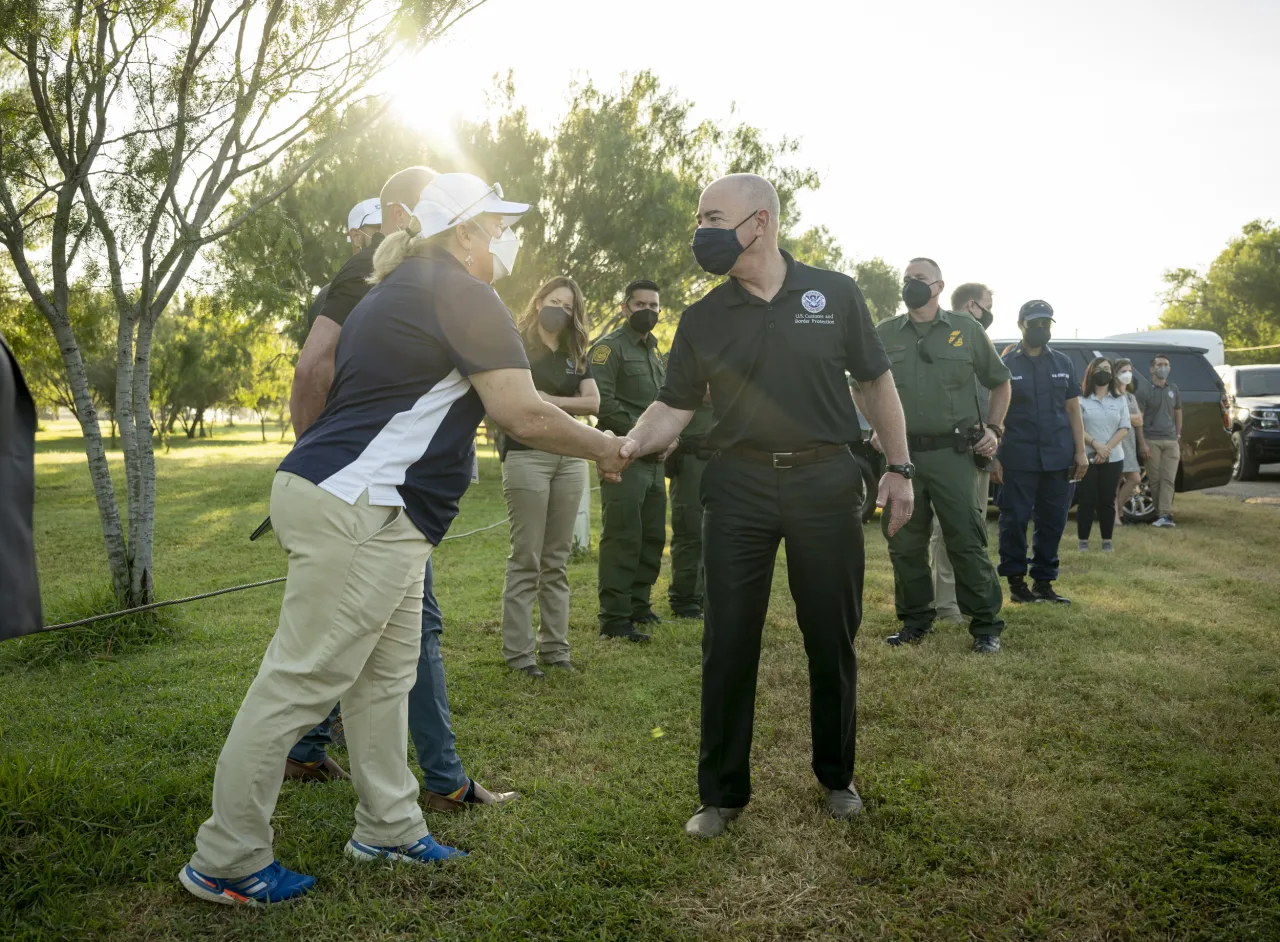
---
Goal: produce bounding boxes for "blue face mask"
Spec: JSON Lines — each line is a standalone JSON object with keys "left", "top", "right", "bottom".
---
{"left": 691, "top": 210, "right": 761, "bottom": 275}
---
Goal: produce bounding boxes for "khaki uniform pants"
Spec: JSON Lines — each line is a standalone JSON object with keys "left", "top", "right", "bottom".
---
{"left": 1147, "top": 438, "right": 1180, "bottom": 518}
{"left": 501, "top": 450, "right": 588, "bottom": 668}
{"left": 930, "top": 469, "right": 991, "bottom": 619}
{"left": 190, "top": 472, "right": 432, "bottom": 878}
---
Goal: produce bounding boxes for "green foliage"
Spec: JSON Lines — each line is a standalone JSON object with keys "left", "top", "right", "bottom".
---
{"left": 216, "top": 72, "right": 855, "bottom": 353}
{"left": 1160, "top": 219, "right": 1280, "bottom": 364}
{"left": 853, "top": 257, "right": 905, "bottom": 323}
{"left": 150, "top": 297, "right": 256, "bottom": 441}
{"left": 0, "top": 282, "right": 117, "bottom": 419}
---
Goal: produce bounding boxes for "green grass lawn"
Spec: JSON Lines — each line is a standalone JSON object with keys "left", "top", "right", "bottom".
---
{"left": 3, "top": 421, "right": 1279, "bottom": 940}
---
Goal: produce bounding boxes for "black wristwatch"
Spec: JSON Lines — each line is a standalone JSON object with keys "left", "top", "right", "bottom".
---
{"left": 885, "top": 462, "right": 916, "bottom": 480}
{"left": 986, "top": 423, "right": 1003, "bottom": 440}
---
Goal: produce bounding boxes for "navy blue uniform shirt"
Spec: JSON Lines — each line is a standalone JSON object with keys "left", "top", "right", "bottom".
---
{"left": 280, "top": 246, "right": 529, "bottom": 543}
{"left": 998, "top": 343, "right": 1078, "bottom": 472}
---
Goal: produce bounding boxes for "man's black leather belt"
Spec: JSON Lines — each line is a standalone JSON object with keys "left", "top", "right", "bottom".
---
{"left": 723, "top": 443, "right": 848, "bottom": 469}
{"left": 907, "top": 432, "right": 960, "bottom": 452}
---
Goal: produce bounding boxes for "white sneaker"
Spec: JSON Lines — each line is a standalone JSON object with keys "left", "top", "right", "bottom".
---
{"left": 1078, "top": 539, "right": 1089, "bottom": 551}
{"left": 1152, "top": 516, "right": 1177, "bottom": 528}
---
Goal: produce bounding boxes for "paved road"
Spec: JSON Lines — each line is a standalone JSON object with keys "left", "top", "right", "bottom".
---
{"left": 1203, "top": 463, "right": 1280, "bottom": 504}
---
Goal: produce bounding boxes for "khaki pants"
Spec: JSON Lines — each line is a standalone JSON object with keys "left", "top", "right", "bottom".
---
{"left": 930, "top": 468, "right": 991, "bottom": 620}
{"left": 190, "top": 472, "right": 432, "bottom": 878}
{"left": 501, "top": 450, "right": 588, "bottom": 668}
{"left": 1146, "top": 439, "right": 1180, "bottom": 518}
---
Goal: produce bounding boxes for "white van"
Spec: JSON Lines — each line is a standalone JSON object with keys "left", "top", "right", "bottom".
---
{"left": 1106, "top": 329, "right": 1224, "bottom": 366}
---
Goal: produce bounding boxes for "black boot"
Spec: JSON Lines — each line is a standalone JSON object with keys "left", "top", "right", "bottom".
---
{"left": 1007, "top": 576, "right": 1037, "bottom": 604}
{"left": 1032, "top": 581, "right": 1071, "bottom": 605}
{"left": 886, "top": 626, "right": 929, "bottom": 647}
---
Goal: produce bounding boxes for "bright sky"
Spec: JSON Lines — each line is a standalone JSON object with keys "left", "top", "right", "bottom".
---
{"left": 387, "top": 0, "right": 1280, "bottom": 340}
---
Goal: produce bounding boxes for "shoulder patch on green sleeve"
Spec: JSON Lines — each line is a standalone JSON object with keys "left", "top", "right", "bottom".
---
{"left": 591, "top": 345, "right": 611, "bottom": 366}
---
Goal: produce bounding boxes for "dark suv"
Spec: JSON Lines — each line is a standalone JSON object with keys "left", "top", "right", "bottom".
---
{"left": 1216, "top": 364, "right": 1280, "bottom": 480}
{"left": 991, "top": 338, "right": 1233, "bottom": 522}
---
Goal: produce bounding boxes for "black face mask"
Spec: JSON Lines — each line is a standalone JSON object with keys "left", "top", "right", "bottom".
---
{"left": 538, "top": 305, "right": 571, "bottom": 334}
{"left": 1093, "top": 371, "right": 1113, "bottom": 388}
{"left": 1023, "top": 323, "right": 1052, "bottom": 348}
{"left": 973, "top": 304, "right": 993, "bottom": 330}
{"left": 902, "top": 279, "right": 935, "bottom": 310}
{"left": 628, "top": 307, "right": 659, "bottom": 333}
{"left": 691, "top": 210, "right": 761, "bottom": 275}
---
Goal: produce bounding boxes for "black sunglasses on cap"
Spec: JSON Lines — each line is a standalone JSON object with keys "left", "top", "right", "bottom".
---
{"left": 1018, "top": 299, "right": 1054, "bottom": 321}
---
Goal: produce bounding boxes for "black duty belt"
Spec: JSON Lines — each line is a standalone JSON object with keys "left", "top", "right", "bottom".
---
{"left": 723, "top": 443, "right": 848, "bottom": 469}
{"left": 907, "top": 432, "right": 963, "bottom": 452}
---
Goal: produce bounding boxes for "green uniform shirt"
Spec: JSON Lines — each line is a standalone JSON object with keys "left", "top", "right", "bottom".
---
{"left": 874, "top": 308, "right": 1011, "bottom": 436}
{"left": 588, "top": 324, "right": 665, "bottom": 436}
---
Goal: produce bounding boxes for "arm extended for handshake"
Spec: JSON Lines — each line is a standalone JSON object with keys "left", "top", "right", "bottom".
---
{"left": 622, "top": 372, "right": 915, "bottom": 536}
{"left": 470, "top": 368, "right": 627, "bottom": 479}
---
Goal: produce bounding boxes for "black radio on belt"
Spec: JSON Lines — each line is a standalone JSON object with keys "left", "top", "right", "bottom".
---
{"left": 956, "top": 423, "right": 991, "bottom": 470}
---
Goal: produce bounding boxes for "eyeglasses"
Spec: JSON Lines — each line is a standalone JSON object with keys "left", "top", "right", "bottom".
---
{"left": 447, "top": 181, "right": 504, "bottom": 226}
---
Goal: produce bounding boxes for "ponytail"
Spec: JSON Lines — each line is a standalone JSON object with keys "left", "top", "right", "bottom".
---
{"left": 368, "top": 223, "right": 457, "bottom": 286}
{"left": 369, "top": 230, "right": 414, "bottom": 285}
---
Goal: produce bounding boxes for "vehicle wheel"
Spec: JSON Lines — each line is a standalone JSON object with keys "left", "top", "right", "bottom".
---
{"left": 1122, "top": 472, "right": 1159, "bottom": 524}
{"left": 1232, "top": 430, "right": 1261, "bottom": 481}
{"left": 852, "top": 452, "right": 879, "bottom": 523}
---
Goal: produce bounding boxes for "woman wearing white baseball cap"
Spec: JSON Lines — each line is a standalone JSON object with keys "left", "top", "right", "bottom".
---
{"left": 372, "top": 172, "right": 532, "bottom": 283}
{"left": 181, "top": 171, "right": 630, "bottom": 906}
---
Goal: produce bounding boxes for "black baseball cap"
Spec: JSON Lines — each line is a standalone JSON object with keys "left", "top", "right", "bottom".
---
{"left": 1018, "top": 300, "right": 1054, "bottom": 323}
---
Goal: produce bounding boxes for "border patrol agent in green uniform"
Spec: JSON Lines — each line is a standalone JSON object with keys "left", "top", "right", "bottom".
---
{"left": 666, "top": 392, "right": 714, "bottom": 618}
{"left": 589, "top": 280, "right": 667, "bottom": 642}
{"left": 860, "top": 258, "right": 1012, "bottom": 654}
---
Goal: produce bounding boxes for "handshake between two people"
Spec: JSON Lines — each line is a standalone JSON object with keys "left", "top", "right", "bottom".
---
{"left": 589, "top": 430, "right": 677, "bottom": 484}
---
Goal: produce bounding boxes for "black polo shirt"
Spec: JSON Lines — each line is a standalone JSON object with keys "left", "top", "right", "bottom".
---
{"left": 659, "top": 250, "right": 890, "bottom": 452}
{"left": 314, "top": 232, "right": 385, "bottom": 328}
{"left": 505, "top": 337, "right": 592, "bottom": 453}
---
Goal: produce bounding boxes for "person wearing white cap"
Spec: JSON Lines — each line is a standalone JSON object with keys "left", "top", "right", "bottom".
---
{"left": 346, "top": 197, "right": 383, "bottom": 251}
{"left": 291, "top": 167, "right": 436, "bottom": 437}
{"left": 182, "top": 171, "right": 630, "bottom": 906}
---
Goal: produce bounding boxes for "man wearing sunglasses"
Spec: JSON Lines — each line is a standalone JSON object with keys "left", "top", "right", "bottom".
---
{"left": 995, "top": 300, "right": 1088, "bottom": 606}
{"left": 860, "top": 258, "right": 1011, "bottom": 653}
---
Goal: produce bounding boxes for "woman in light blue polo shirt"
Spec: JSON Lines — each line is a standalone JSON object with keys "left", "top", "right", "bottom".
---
{"left": 1077, "top": 357, "right": 1132, "bottom": 551}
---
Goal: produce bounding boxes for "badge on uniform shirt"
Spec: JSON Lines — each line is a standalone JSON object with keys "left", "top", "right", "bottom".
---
{"left": 1168, "top": 389, "right": 1175, "bottom": 400}
{"left": 949, "top": 330, "right": 964, "bottom": 347}
{"left": 801, "top": 290, "right": 826, "bottom": 313}
{"left": 591, "top": 346, "right": 611, "bottom": 366}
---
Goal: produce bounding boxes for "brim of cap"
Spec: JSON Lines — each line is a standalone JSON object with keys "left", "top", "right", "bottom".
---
{"left": 412, "top": 196, "right": 531, "bottom": 239}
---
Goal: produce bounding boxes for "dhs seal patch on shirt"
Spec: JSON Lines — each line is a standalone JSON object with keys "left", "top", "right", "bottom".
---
{"left": 796, "top": 290, "right": 833, "bottom": 325}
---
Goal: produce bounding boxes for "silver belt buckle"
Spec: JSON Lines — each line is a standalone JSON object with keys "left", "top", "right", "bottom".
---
{"left": 772, "top": 451, "right": 795, "bottom": 469}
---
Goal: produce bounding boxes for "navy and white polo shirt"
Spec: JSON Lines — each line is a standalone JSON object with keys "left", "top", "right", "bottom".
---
{"left": 279, "top": 247, "right": 529, "bottom": 544}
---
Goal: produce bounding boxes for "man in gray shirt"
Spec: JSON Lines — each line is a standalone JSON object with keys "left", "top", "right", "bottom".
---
{"left": 1136, "top": 353, "right": 1182, "bottom": 528}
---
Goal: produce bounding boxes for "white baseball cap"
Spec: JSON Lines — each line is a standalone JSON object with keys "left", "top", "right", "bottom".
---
{"left": 409, "top": 173, "right": 530, "bottom": 239}
{"left": 345, "top": 198, "right": 382, "bottom": 241}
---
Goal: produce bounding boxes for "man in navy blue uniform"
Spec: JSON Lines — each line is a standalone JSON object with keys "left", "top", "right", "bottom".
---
{"left": 996, "top": 300, "right": 1088, "bottom": 605}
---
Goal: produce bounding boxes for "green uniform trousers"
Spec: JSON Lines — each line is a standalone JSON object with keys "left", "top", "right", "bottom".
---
{"left": 667, "top": 452, "right": 708, "bottom": 612}
{"left": 598, "top": 458, "right": 667, "bottom": 629}
{"left": 883, "top": 448, "right": 1004, "bottom": 637}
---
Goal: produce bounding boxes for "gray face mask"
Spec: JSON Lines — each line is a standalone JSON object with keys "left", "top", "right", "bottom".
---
{"left": 1154, "top": 365, "right": 1171, "bottom": 379}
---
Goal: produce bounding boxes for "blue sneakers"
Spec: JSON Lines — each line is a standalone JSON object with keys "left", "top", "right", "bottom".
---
{"left": 179, "top": 860, "right": 316, "bottom": 906}
{"left": 344, "top": 834, "right": 466, "bottom": 864}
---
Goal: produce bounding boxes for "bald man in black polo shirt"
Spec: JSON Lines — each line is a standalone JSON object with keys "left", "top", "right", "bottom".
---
{"left": 622, "top": 174, "right": 915, "bottom": 837}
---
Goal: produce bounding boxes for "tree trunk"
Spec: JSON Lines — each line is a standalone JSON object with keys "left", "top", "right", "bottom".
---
{"left": 259, "top": 412, "right": 267, "bottom": 441}
{"left": 45, "top": 311, "right": 131, "bottom": 602}
{"left": 127, "top": 313, "right": 157, "bottom": 604}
